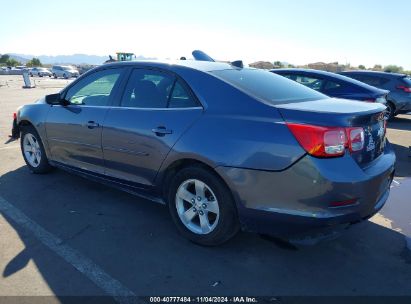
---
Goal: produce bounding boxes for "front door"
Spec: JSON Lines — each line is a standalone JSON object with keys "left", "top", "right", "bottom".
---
{"left": 102, "top": 68, "right": 203, "bottom": 186}
{"left": 45, "top": 68, "right": 124, "bottom": 174}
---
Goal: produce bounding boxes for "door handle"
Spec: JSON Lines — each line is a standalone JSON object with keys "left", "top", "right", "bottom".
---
{"left": 152, "top": 126, "right": 173, "bottom": 136}
{"left": 86, "top": 121, "right": 100, "bottom": 129}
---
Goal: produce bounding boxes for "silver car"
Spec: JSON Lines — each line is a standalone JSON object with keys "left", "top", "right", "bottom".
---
{"left": 51, "top": 65, "right": 79, "bottom": 79}
{"left": 29, "top": 67, "right": 52, "bottom": 77}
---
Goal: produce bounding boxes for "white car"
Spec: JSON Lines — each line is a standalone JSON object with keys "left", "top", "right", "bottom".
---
{"left": 29, "top": 67, "right": 52, "bottom": 77}
{"left": 51, "top": 65, "right": 79, "bottom": 79}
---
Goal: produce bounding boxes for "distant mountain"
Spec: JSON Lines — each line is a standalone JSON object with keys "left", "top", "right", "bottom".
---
{"left": 7, "top": 54, "right": 30, "bottom": 64}
{"left": 7, "top": 53, "right": 156, "bottom": 65}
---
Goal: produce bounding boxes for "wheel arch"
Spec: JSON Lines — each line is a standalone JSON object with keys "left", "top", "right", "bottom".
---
{"left": 158, "top": 157, "right": 239, "bottom": 211}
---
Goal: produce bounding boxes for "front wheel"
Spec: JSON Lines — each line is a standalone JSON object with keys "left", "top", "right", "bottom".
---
{"left": 20, "top": 126, "right": 53, "bottom": 174}
{"left": 168, "top": 166, "right": 239, "bottom": 246}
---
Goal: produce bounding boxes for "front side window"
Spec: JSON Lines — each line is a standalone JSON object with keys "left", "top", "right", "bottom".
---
{"left": 65, "top": 69, "right": 121, "bottom": 106}
{"left": 121, "top": 69, "right": 199, "bottom": 108}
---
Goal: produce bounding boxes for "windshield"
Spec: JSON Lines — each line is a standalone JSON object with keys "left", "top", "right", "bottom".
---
{"left": 211, "top": 69, "right": 327, "bottom": 105}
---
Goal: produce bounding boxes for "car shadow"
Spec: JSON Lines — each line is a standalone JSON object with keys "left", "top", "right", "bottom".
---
{"left": 388, "top": 115, "right": 411, "bottom": 132}
{"left": 391, "top": 143, "right": 411, "bottom": 177}
{"left": 0, "top": 166, "right": 410, "bottom": 298}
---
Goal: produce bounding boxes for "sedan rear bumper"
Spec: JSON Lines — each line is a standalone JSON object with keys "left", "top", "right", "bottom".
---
{"left": 216, "top": 144, "right": 395, "bottom": 239}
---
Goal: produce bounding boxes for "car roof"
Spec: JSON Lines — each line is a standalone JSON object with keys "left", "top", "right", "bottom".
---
{"left": 102, "top": 60, "right": 238, "bottom": 73}
{"left": 340, "top": 70, "right": 406, "bottom": 78}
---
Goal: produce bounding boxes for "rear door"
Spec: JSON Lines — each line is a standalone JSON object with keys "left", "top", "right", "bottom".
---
{"left": 102, "top": 68, "right": 203, "bottom": 186}
{"left": 45, "top": 68, "right": 124, "bottom": 173}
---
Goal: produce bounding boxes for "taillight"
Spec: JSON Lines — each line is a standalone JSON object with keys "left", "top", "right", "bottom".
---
{"left": 364, "top": 98, "right": 376, "bottom": 102}
{"left": 329, "top": 198, "right": 358, "bottom": 208}
{"left": 397, "top": 85, "right": 411, "bottom": 93}
{"left": 347, "top": 127, "right": 364, "bottom": 152}
{"left": 286, "top": 123, "right": 346, "bottom": 157}
{"left": 286, "top": 123, "right": 365, "bottom": 158}
{"left": 13, "top": 112, "right": 17, "bottom": 120}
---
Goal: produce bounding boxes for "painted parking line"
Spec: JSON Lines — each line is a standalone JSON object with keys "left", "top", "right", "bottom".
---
{"left": 0, "top": 195, "right": 136, "bottom": 303}
{"left": 0, "top": 145, "right": 19, "bottom": 150}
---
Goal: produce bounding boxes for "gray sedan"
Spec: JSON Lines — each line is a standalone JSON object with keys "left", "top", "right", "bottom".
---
{"left": 12, "top": 60, "right": 395, "bottom": 246}
{"left": 29, "top": 67, "right": 52, "bottom": 77}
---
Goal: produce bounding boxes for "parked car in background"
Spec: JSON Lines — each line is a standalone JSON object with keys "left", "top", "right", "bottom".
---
{"left": 51, "top": 65, "right": 79, "bottom": 79}
{"left": 29, "top": 67, "right": 52, "bottom": 77}
{"left": 340, "top": 71, "right": 411, "bottom": 119}
{"left": 271, "top": 69, "right": 389, "bottom": 116}
{"left": 11, "top": 60, "right": 395, "bottom": 246}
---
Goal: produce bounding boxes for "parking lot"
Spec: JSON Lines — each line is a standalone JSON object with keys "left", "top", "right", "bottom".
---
{"left": 0, "top": 75, "right": 410, "bottom": 299}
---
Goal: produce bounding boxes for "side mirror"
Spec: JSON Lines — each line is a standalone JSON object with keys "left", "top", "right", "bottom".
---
{"left": 45, "top": 93, "right": 70, "bottom": 106}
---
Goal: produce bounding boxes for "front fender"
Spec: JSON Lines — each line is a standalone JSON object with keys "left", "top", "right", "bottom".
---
{"left": 17, "top": 102, "right": 52, "bottom": 158}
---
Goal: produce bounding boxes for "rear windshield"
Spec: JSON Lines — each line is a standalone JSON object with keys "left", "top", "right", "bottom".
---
{"left": 402, "top": 76, "right": 411, "bottom": 86}
{"left": 211, "top": 69, "right": 327, "bottom": 105}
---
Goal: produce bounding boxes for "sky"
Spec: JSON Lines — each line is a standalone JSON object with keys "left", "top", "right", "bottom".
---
{"left": 0, "top": 0, "right": 410, "bottom": 69}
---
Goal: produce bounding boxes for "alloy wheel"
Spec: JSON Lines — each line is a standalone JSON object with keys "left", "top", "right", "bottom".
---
{"left": 175, "top": 179, "right": 220, "bottom": 235}
{"left": 23, "top": 133, "right": 41, "bottom": 168}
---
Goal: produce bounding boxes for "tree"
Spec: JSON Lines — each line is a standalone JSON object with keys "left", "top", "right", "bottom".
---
{"left": 384, "top": 65, "right": 403, "bottom": 73}
{"left": 5, "top": 58, "right": 20, "bottom": 67}
{"left": 273, "top": 61, "right": 283, "bottom": 68}
{"left": 0, "top": 54, "right": 10, "bottom": 64}
{"left": 358, "top": 65, "right": 366, "bottom": 70}
{"left": 27, "top": 58, "right": 42, "bottom": 67}
{"left": 373, "top": 64, "right": 382, "bottom": 71}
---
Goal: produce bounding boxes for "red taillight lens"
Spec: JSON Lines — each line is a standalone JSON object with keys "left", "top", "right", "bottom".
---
{"left": 13, "top": 112, "right": 17, "bottom": 120}
{"left": 286, "top": 123, "right": 346, "bottom": 157}
{"left": 287, "top": 123, "right": 365, "bottom": 158}
{"left": 364, "top": 98, "right": 376, "bottom": 102}
{"left": 329, "top": 198, "right": 358, "bottom": 208}
{"left": 347, "top": 127, "right": 364, "bottom": 152}
{"left": 397, "top": 85, "right": 411, "bottom": 93}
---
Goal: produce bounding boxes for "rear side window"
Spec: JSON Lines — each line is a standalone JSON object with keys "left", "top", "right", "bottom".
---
{"left": 121, "top": 69, "right": 199, "bottom": 108}
{"left": 168, "top": 81, "right": 198, "bottom": 108}
{"left": 294, "top": 75, "right": 324, "bottom": 91}
{"left": 212, "top": 69, "right": 326, "bottom": 104}
{"left": 361, "top": 75, "right": 390, "bottom": 87}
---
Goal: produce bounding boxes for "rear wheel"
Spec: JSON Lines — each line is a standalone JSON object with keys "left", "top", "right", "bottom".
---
{"left": 385, "top": 102, "right": 395, "bottom": 120}
{"left": 20, "top": 126, "right": 53, "bottom": 174}
{"left": 168, "top": 166, "right": 239, "bottom": 246}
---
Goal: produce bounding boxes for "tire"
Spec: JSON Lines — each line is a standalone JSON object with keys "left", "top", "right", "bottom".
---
{"left": 385, "top": 102, "right": 395, "bottom": 120}
{"left": 53, "top": 73, "right": 57, "bottom": 79}
{"left": 168, "top": 165, "right": 240, "bottom": 246}
{"left": 29, "top": 73, "right": 33, "bottom": 77}
{"left": 63, "top": 73, "right": 68, "bottom": 79}
{"left": 20, "top": 125, "right": 53, "bottom": 174}
{"left": 38, "top": 73, "right": 42, "bottom": 77}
